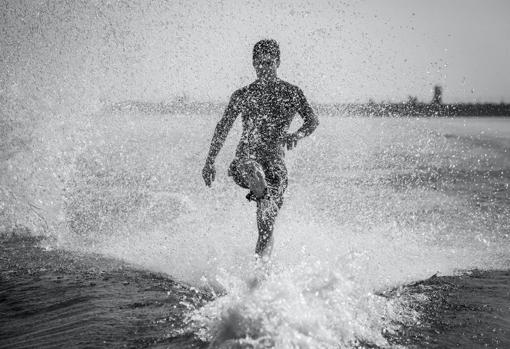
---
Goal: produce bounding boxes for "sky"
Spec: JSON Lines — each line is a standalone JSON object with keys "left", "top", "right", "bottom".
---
{"left": 1, "top": 0, "right": 510, "bottom": 106}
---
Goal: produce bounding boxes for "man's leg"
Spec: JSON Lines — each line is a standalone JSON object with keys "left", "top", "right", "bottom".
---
{"left": 237, "top": 160, "right": 267, "bottom": 200}
{"left": 255, "top": 197, "right": 279, "bottom": 258}
{"left": 230, "top": 158, "right": 287, "bottom": 259}
{"left": 253, "top": 159, "right": 287, "bottom": 259}
{"left": 237, "top": 160, "right": 278, "bottom": 258}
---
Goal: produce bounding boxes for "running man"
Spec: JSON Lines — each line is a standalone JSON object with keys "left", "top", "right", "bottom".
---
{"left": 202, "top": 39, "right": 319, "bottom": 259}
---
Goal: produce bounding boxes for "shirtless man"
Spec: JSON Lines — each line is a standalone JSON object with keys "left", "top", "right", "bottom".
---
{"left": 202, "top": 39, "right": 319, "bottom": 259}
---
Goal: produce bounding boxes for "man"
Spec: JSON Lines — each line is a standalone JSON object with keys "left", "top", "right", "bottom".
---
{"left": 202, "top": 39, "right": 319, "bottom": 260}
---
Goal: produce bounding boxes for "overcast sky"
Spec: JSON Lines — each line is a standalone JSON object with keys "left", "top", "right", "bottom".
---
{"left": 2, "top": 0, "right": 509, "bottom": 105}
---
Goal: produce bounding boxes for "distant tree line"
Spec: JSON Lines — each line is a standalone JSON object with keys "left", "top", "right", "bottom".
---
{"left": 316, "top": 85, "right": 510, "bottom": 117}
{"left": 108, "top": 100, "right": 224, "bottom": 115}
{"left": 316, "top": 101, "right": 510, "bottom": 117}
{"left": 108, "top": 85, "right": 510, "bottom": 117}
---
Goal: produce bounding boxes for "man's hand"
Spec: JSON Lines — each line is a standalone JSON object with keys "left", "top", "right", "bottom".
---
{"left": 282, "top": 133, "right": 300, "bottom": 151}
{"left": 202, "top": 159, "right": 216, "bottom": 187}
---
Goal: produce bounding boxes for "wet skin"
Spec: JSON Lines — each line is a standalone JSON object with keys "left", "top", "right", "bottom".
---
{"left": 203, "top": 58, "right": 318, "bottom": 259}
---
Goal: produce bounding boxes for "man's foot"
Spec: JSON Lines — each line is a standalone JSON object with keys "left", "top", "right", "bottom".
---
{"left": 246, "top": 188, "right": 269, "bottom": 202}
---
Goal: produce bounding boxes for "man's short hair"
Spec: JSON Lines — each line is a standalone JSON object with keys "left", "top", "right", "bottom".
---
{"left": 253, "top": 39, "right": 280, "bottom": 62}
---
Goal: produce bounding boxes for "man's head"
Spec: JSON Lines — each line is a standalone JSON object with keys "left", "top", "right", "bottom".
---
{"left": 252, "top": 39, "right": 280, "bottom": 78}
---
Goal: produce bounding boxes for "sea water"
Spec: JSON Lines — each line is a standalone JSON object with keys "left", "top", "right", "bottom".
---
{"left": 1, "top": 97, "right": 509, "bottom": 347}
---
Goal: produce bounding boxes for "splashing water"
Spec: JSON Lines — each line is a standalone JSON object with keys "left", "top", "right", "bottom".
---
{"left": 186, "top": 259, "right": 418, "bottom": 348}
{"left": 2, "top": 96, "right": 509, "bottom": 347}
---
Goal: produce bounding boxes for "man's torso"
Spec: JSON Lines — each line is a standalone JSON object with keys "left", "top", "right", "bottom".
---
{"left": 232, "top": 79, "right": 305, "bottom": 161}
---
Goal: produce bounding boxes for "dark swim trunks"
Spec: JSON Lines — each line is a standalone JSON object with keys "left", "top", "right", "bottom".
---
{"left": 228, "top": 157, "right": 288, "bottom": 208}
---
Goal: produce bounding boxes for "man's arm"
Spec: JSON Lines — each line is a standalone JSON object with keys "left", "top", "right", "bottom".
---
{"left": 294, "top": 87, "right": 319, "bottom": 139}
{"left": 284, "top": 87, "right": 319, "bottom": 150}
{"left": 202, "top": 91, "right": 241, "bottom": 186}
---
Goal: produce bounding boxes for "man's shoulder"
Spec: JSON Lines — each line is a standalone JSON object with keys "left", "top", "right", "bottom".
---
{"left": 277, "top": 79, "right": 296, "bottom": 87}
{"left": 276, "top": 80, "right": 306, "bottom": 99}
{"left": 275, "top": 80, "right": 307, "bottom": 103}
{"left": 230, "top": 85, "right": 250, "bottom": 101}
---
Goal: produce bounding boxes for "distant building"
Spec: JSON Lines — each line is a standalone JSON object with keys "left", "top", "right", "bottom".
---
{"left": 432, "top": 85, "right": 442, "bottom": 105}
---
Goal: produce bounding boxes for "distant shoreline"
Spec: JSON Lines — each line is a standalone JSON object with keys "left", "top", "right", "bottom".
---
{"left": 315, "top": 102, "right": 510, "bottom": 117}
{"left": 107, "top": 100, "right": 510, "bottom": 117}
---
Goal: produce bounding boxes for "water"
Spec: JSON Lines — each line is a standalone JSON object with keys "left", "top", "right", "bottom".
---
{"left": 1, "top": 98, "right": 509, "bottom": 347}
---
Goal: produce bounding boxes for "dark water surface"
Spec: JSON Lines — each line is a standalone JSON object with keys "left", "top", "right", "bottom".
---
{"left": 1, "top": 234, "right": 509, "bottom": 349}
{"left": 386, "top": 271, "right": 510, "bottom": 348}
{"left": 0, "top": 234, "right": 207, "bottom": 349}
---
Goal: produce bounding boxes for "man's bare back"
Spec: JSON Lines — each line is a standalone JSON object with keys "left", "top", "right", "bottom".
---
{"left": 202, "top": 39, "right": 319, "bottom": 259}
